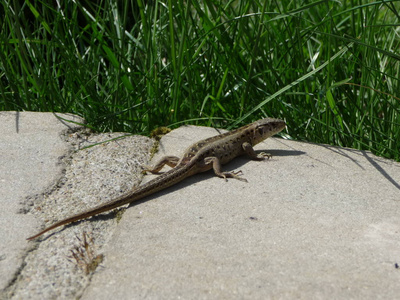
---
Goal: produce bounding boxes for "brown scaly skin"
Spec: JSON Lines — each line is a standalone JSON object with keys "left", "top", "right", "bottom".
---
{"left": 27, "top": 118, "right": 285, "bottom": 240}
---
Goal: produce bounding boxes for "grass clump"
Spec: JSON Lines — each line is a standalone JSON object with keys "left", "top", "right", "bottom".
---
{"left": 0, "top": 0, "right": 399, "bottom": 160}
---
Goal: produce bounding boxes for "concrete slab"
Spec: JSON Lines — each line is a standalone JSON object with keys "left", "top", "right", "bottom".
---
{"left": 81, "top": 126, "right": 400, "bottom": 299}
{"left": 0, "top": 111, "right": 84, "bottom": 292}
{"left": 1, "top": 112, "right": 154, "bottom": 299}
{"left": 2, "top": 112, "right": 400, "bottom": 299}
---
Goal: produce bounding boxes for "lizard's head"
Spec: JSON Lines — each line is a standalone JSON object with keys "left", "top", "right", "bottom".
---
{"left": 250, "top": 118, "right": 286, "bottom": 145}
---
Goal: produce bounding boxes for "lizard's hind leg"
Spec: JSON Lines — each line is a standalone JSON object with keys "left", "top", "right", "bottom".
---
{"left": 142, "top": 156, "right": 180, "bottom": 174}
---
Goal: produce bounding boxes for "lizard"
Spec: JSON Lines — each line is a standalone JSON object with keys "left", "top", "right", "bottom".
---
{"left": 27, "top": 118, "right": 285, "bottom": 240}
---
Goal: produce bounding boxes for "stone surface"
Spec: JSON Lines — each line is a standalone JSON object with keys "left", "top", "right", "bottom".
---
{"left": 0, "top": 111, "right": 84, "bottom": 293}
{"left": 82, "top": 126, "right": 400, "bottom": 299}
{"left": 0, "top": 112, "right": 154, "bottom": 299}
{"left": 1, "top": 112, "right": 400, "bottom": 299}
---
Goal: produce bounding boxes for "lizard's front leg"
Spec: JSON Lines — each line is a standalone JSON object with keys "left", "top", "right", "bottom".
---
{"left": 142, "top": 156, "right": 180, "bottom": 174}
{"left": 242, "top": 142, "right": 271, "bottom": 160}
{"left": 203, "top": 157, "right": 248, "bottom": 182}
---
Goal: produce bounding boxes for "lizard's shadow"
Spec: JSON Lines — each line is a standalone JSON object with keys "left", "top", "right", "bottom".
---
{"left": 126, "top": 149, "right": 305, "bottom": 204}
{"left": 124, "top": 148, "right": 296, "bottom": 207}
{"left": 41, "top": 149, "right": 296, "bottom": 240}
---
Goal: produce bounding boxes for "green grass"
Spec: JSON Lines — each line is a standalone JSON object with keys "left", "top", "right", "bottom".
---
{"left": 1, "top": 0, "right": 399, "bottom": 161}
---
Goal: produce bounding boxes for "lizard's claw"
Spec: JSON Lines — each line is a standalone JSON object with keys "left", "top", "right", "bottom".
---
{"left": 141, "top": 165, "right": 163, "bottom": 175}
{"left": 221, "top": 170, "right": 248, "bottom": 182}
{"left": 141, "top": 165, "right": 151, "bottom": 174}
{"left": 258, "top": 152, "right": 272, "bottom": 160}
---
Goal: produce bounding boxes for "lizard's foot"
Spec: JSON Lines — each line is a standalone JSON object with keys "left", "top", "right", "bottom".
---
{"left": 256, "top": 152, "right": 272, "bottom": 160}
{"left": 141, "top": 156, "right": 180, "bottom": 174}
{"left": 220, "top": 170, "right": 248, "bottom": 183}
{"left": 141, "top": 165, "right": 162, "bottom": 175}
